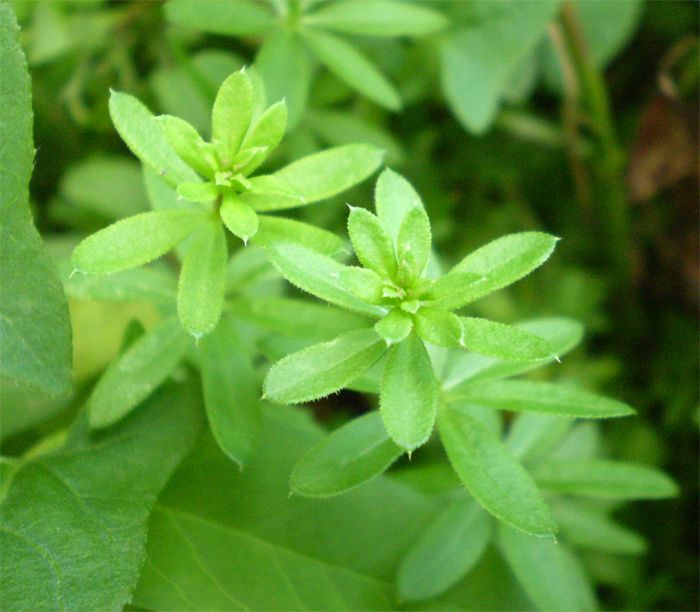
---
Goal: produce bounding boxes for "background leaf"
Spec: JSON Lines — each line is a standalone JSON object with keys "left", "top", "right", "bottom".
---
{"left": 165, "top": 0, "right": 276, "bottom": 37}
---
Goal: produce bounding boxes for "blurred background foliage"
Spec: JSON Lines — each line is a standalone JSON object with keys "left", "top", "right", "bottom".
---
{"left": 4, "top": 1, "right": 698, "bottom": 610}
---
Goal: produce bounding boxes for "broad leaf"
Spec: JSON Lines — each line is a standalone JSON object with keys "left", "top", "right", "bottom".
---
{"left": 414, "top": 308, "right": 463, "bottom": 348}
{"left": 380, "top": 334, "right": 438, "bottom": 451}
{"left": 264, "top": 328, "right": 388, "bottom": 404}
{"left": 397, "top": 498, "right": 492, "bottom": 602}
{"left": 460, "top": 317, "right": 555, "bottom": 362}
{"left": 301, "top": 27, "right": 402, "bottom": 110}
{"left": 0, "top": 4, "right": 71, "bottom": 394}
{"left": 438, "top": 405, "right": 557, "bottom": 537}
{"left": 396, "top": 205, "right": 431, "bottom": 283}
{"left": 212, "top": 70, "right": 253, "bottom": 158}
{"left": 374, "top": 168, "right": 424, "bottom": 245}
{"left": 109, "top": 91, "right": 199, "bottom": 186}
{"left": 165, "top": 0, "right": 276, "bottom": 36}
{"left": 532, "top": 460, "right": 679, "bottom": 499}
{"left": 253, "top": 215, "right": 344, "bottom": 255}
{"left": 199, "top": 315, "right": 260, "bottom": 469}
{"left": 71, "top": 209, "right": 206, "bottom": 275}
{"left": 177, "top": 220, "right": 228, "bottom": 338}
{"left": 1, "top": 383, "right": 200, "bottom": 612}
{"left": 290, "top": 411, "right": 403, "bottom": 497}
{"left": 88, "top": 317, "right": 191, "bottom": 428}
{"left": 348, "top": 206, "right": 397, "bottom": 279}
{"left": 220, "top": 193, "right": 259, "bottom": 241}
{"left": 273, "top": 144, "right": 384, "bottom": 204}
{"left": 160, "top": 114, "right": 215, "bottom": 179}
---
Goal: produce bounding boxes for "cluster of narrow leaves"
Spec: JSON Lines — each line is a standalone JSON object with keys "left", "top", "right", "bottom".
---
{"left": 71, "top": 68, "right": 383, "bottom": 338}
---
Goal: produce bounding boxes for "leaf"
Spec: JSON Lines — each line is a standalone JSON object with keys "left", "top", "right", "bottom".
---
{"left": 265, "top": 242, "right": 386, "bottom": 317}
{"left": 0, "top": 382, "right": 201, "bottom": 612}
{"left": 264, "top": 328, "right": 388, "bottom": 404}
{"left": 396, "top": 205, "right": 431, "bottom": 283}
{"left": 338, "top": 266, "right": 385, "bottom": 304}
{"left": 374, "top": 308, "right": 413, "bottom": 345}
{"left": 238, "top": 101, "right": 287, "bottom": 174}
{"left": 414, "top": 308, "right": 463, "bottom": 348}
{"left": 301, "top": 27, "right": 402, "bottom": 111}
{"left": 397, "top": 498, "right": 492, "bottom": 602}
{"left": 460, "top": 317, "right": 555, "bottom": 362}
{"left": 273, "top": 144, "right": 384, "bottom": 204}
{"left": 160, "top": 115, "right": 216, "bottom": 179}
{"left": 380, "top": 334, "right": 438, "bottom": 451}
{"left": 165, "top": 0, "right": 276, "bottom": 36}
{"left": 253, "top": 214, "right": 344, "bottom": 255}
{"left": 211, "top": 70, "right": 254, "bottom": 158}
{"left": 88, "top": 317, "right": 191, "bottom": 428}
{"left": 532, "top": 460, "right": 679, "bottom": 499}
{"left": 374, "top": 168, "right": 424, "bottom": 246}
{"left": 71, "top": 209, "right": 206, "bottom": 275}
{"left": 421, "top": 271, "right": 485, "bottom": 309}
{"left": 178, "top": 220, "right": 228, "bottom": 338}
{"left": 439, "top": 232, "right": 559, "bottom": 310}
{"left": 440, "top": 1, "right": 559, "bottom": 134}
{"left": 0, "top": 4, "right": 72, "bottom": 395}
{"left": 177, "top": 180, "right": 220, "bottom": 203}
{"left": 438, "top": 404, "right": 557, "bottom": 537}
{"left": 109, "top": 90, "right": 200, "bottom": 187}
{"left": 505, "top": 413, "right": 574, "bottom": 463}
{"left": 348, "top": 206, "right": 397, "bottom": 279}
{"left": 290, "top": 411, "right": 403, "bottom": 497}
{"left": 497, "top": 524, "right": 597, "bottom": 612}
{"left": 220, "top": 193, "right": 259, "bottom": 241}
{"left": 199, "top": 315, "right": 261, "bottom": 469}
{"left": 304, "top": 0, "right": 448, "bottom": 37}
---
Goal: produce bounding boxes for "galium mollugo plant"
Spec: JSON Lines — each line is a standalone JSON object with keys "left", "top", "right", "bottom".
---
{"left": 70, "top": 68, "right": 384, "bottom": 338}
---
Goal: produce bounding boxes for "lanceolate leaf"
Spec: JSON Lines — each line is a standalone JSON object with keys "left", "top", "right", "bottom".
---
{"left": 375, "top": 169, "right": 424, "bottom": 245}
{"left": 380, "top": 334, "right": 438, "bottom": 451}
{"left": 338, "top": 266, "right": 384, "bottom": 304}
{"left": 88, "top": 317, "right": 191, "bottom": 428}
{"left": 505, "top": 413, "right": 574, "bottom": 463}
{"left": 301, "top": 27, "right": 402, "bottom": 111}
{"left": 177, "top": 220, "right": 228, "bottom": 338}
{"left": 220, "top": 193, "right": 259, "bottom": 242}
{"left": 396, "top": 205, "right": 431, "bottom": 282}
{"left": 253, "top": 215, "right": 344, "bottom": 255}
{"left": 460, "top": 317, "right": 555, "bottom": 362}
{"left": 438, "top": 405, "right": 557, "bottom": 537}
{"left": 290, "top": 411, "right": 403, "bottom": 497}
{"left": 374, "top": 308, "right": 413, "bottom": 345}
{"left": 414, "top": 308, "right": 463, "bottom": 348}
{"left": 264, "top": 328, "right": 388, "bottom": 404}
{"left": 165, "top": 0, "right": 276, "bottom": 36}
{"left": 71, "top": 209, "right": 206, "bottom": 275}
{"left": 273, "top": 144, "right": 384, "bottom": 204}
{"left": 211, "top": 70, "right": 253, "bottom": 157}
{"left": 421, "top": 271, "right": 485, "bottom": 309}
{"left": 160, "top": 114, "right": 215, "bottom": 179}
{"left": 348, "top": 206, "right": 397, "bottom": 279}
{"left": 238, "top": 100, "right": 287, "bottom": 174}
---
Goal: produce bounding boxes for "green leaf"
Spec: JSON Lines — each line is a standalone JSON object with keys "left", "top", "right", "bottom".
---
{"left": 274, "top": 144, "right": 384, "bottom": 204}
{"left": 212, "top": 70, "right": 253, "bottom": 158}
{"left": 440, "top": 1, "right": 559, "bottom": 133}
{"left": 348, "top": 206, "right": 397, "bottom": 279}
{"left": 88, "top": 317, "right": 191, "bottom": 428}
{"left": 374, "top": 307, "right": 413, "bottom": 345}
{"left": 338, "top": 266, "right": 384, "bottom": 304}
{"left": 532, "top": 460, "right": 679, "bottom": 499}
{"left": 0, "top": 383, "right": 201, "bottom": 612}
{"left": 199, "top": 315, "right": 261, "bottom": 469}
{"left": 265, "top": 242, "right": 386, "bottom": 317}
{"left": 303, "top": 0, "right": 448, "bottom": 37}
{"left": 414, "top": 307, "right": 463, "bottom": 348}
{"left": 380, "top": 334, "right": 438, "bottom": 451}
{"left": 253, "top": 214, "right": 344, "bottom": 255}
{"left": 178, "top": 220, "right": 228, "bottom": 338}
{"left": 421, "top": 271, "right": 485, "bottom": 308}
{"left": 438, "top": 404, "right": 557, "bottom": 537}
{"left": 456, "top": 380, "right": 636, "bottom": 419}
{"left": 264, "top": 328, "right": 388, "bottom": 404}
{"left": 460, "top": 317, "right": 555, "bottom": 362}
{"left": 238, "top": 100, "right": 287, "bottom": 174}
{"left": 396, "top": 205, "right": 432, "bottom": 283}
{"left": 375, "top": 168, "right": 424, "bottom": 246}
{"left": 397, "top": 498, "right": 492, "bottom": 602}
{"left": 301, "top": 27, "right": 402, "bottom": 111}
{"left": 177, "top": 180, "right": 220, "bottom": 203}
{"left": 505, "top": 413, "right": 574, "bottom": 463}
{"left": 109, "top": 90, "right": 200, "bottom": 187}
{"left": 160, "top": 114, "right": 216, "bottom": 179}
{"left": 165, "top": 0, "right": 276, "bottom": 36}
{"left": 440, "top": 232, "right": 559, "bottom": 310}
{"left": 220, "top": 193, "right": 259, "bottom": 241}
{"left": 497, "top": 524, "right": 597, "bottom": 612}
{"left": 290, "top": 411, "right": 403, "bottom": 497}
{"left": 71, "top": 209, "right": 206, "bottom": 275}
{"left": 0, "top": 4, "right": 72, "bottom": 395}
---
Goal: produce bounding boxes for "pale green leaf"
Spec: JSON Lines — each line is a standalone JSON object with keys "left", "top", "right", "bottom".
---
{"left": 220, "top": 193, "right": 259, "bottom": 241}
{"left": 301, "top": 27, "right": 402, "bottom": 110}
{"left": 264, "top": 328, "right": 388, "bottom": 404}
{"left": 420, "top": 271, "right": 485, "bottom": 308}
{"left": 374, "top": 168, "right": 424, "bottom": 245}
{"left": 165, "top": 0, "right": 276, "bottom": 36}
{"left": 505, "top": 413, "right": 574, "bottom": 463}
{"left": 397, "top": 498, "right": 492, "bottom": 602}
{"left": 109, "top": 91, "right": 200, "bottom": 187}
{"left": 380, "top": 334, "right": 438, "bottom": 451}
{"left": 160, "top": 114, "right": 216, "bottom": 179}
{"left": 532, "top": 460, "right": 679, "bottom": 499}
{"left": 252, "top": 214, "right": 344, "bottom": 255}
{"left": 303, "top": 0, "right": 448, "bottom": 37}
{"left": 1, "top": 383, "right": 200, "bottom": 612}
{"left": 178, "top": 220, "right": 228, "bottom": 338}
{"left": 414, "top": 307, "right": 463, "bottom": 348}
{"left": 71, "top": 209, "right": 206, "bottom": 275}
{"left": 238, "top": 100, "right": 287, "bottom": 174}
{"left": 0, "top": 5, "right": 71, "bottom": 395}
{"left": 338, "top": 266, "right": 384, "bottom": 304}
{"left": 374, "top": 308, "right": 413, "bottom": 345}
{"left": 88, "top": 317, "right": 191, "bottom": 428}
{"left": 438, "top": 405, "right": 557, "bottom": 537}
{"left": 396, "top": 205, "right": 431, "bottom": 283}
{"left": 291, "top": 411, "right": 403, "bottom": 497}
{"left": 460, "top": 317, "right": 555, "bottom": 362}
{"left": 348, "top": 206, "right": 397, "bottom": 279}
{"left": 212, "top": 70, "right": 253, "bottom": 158}
{"left": 273, "top": 144, "right": 384, "bottom": 204}
{"left": 177, "top": 181, "right": 219, "bottom": 203}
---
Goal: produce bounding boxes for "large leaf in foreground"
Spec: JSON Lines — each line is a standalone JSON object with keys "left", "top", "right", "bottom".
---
{"left": 0, "top": 4, "right": 72, "bottom": 395}
{"left": 0, "top": 383, "right": 201, "bottom": 612}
